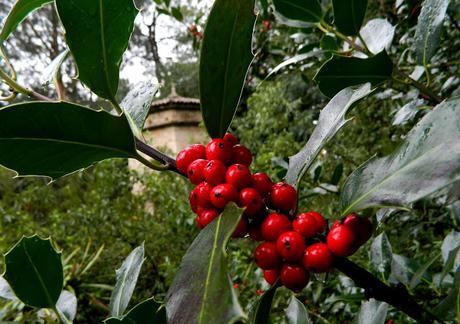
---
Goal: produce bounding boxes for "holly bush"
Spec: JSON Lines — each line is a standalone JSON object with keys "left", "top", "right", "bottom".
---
{"left": 0, "top": 0, "right": 459, "bottom": 323}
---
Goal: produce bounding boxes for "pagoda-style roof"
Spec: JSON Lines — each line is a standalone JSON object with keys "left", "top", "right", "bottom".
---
{"left": 149, "top": 86, "right": 200, "bottom": 112}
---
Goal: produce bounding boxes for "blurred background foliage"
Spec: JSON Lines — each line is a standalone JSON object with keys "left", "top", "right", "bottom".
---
{"left": 0, "top": 0, "right": 459, "bottom": 322}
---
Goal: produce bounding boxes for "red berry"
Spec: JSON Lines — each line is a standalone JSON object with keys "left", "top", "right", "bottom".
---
{"left": 261, "top": 213, "right": 292, "bottom": 241}
{"left": 197, "top": 209, "right": 219, "bottom": 228}
{"left": 251, "top": 172, "right": 273, "bottom": 196}
{"left": 343, "top": 213, "right": 373, "bottom": 245}
{"left": 176, "top": 144, "right": 206, "bottom": 174}
{"left": 231, "top": 145, "right": 252, "bottom": 166}
{"left": 280, "top": 264, "right": 309, "bottom": 292}
{"left": 232, "top": 217, "right": 249, "bottom": 238}
{"left": 195, "top": 216, "right": 203, "bottom": 229}
{"left": 331, "top": 220, "right": 341, "bottom": 230}
{"left": 276, "top": 231, "right": 306, "bottom": 262}
{"left": 249, "top": 226, "right": 264, "bottom": 241}
{"left": 309, "top": 211, "right": 327, "bottom": 233}
{"left": 263, "top": 269, "right": 279, "bottom": 285}
{"left": 223, "top": 133, "right": 239, "bottom": 146}
{"left": 206, "top": 139, "right": 232, "bottom": 164}
{"left": 191, "top": 182, "right": 213, "bottom": 208}
{"left": 203, "top": 160, "right": 227, "bottom": 185}
{"left": 293, "top": 212, "right": 320, "bottom": 238}
{"left": 210, "top": 184, "right": 238, "bottom": 209}
{"left": 270, "top": 182, "right": 297, "bottom": 212}
{"left": 326, "top": 225, "right": 357, "bottom": 257}
{"left": 255, "top": 289, "right": 265, "bottom": 296}
{"left": 303, "top": 243, "right": 334, "bottom": 273}
{"left": 225, "top": 164, "right": 252, "bottom": 189}
{"left": 238, "top": 188, "right": 264, "bottom": 216}
{"left": 187, "top": 159, "right": 207, "bottom": 185}
{"left": 254, "top": 242, "right": 281, "bottom": 269}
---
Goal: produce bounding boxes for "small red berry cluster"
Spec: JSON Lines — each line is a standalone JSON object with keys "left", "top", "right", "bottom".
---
{"left": 176, "top": 134, "right": 373, "bottom": 292}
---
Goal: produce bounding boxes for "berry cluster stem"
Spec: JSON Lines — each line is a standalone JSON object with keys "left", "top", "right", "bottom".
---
{"left": 334, "top": 258, "right": 439, "bottom": 323}
{"left": 135, "top": 138, "right": 180, "bottom": 174}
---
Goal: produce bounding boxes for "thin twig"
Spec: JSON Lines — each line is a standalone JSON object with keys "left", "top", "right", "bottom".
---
{"left": 135, "top": 138, "right": 180, "bottom": 175}
{"left": 0, "top": 67, "right": 51, "bottom": 101}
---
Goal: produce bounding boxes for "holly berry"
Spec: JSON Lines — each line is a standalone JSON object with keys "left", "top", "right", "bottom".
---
{"left": 303, "top": 243, "right": 334, "bottom": 273}
{"left": 276, "top": 231, "right": 305, "bottom": 262}
{"left": 343, "top": 213, "right": 373, "bottom": 245}
{"left": 223, "top": 133, "right": 239, "bottom": 146}
{"left": 231, "top": 145, "right": 252, "bottom": 166}
{"left": 197, "top": 209, "right": 219, "bottom": 228}
{"left": 187, "top": 159, "right": 207, "bottom": 185}
{"left": 254, "top": 242, "right": 281, "bottom": 270}
{"left": 270, "top": 182, "right": 297, "bottom": 212}
{"left": 191, "top": 182, "right": 213, "bottom": 208}
{"left": 326, "top": 224, "right": 357, "bottom": 257}
{"left": 251, "top": 172, "right": 273, "bottom": 196}
{"left": 210, "top": 184, "right": 238, "bottom": 209}
{"left": 293, "top": 212, "right": 320, "bottom": 238}
{"left": 280, "top": 264, "right": 309, "bottom": 292}
{"left": 238, "top": 188, "right": 264, "bottom": 216}
{"left": 232, "top": 217, "right": 249, "bottom": 238}
{"left": 225, "top": 164, "right": 252, "bottom": 189}
{"left": 263, "top": 269, "right": 279, "bottom": 285}
{"left": 206, "top": 139, "right": 232, "bottom": 164}
{"left": 176, "top": 144, "right": 206, "bottom": 174}
{"left": 309, "top": 211, "right": 327, "bottom": 233}
{"left": 261, "top": 213, "right": 292, "bottom": 241}
{"left": 203, "top": 160, "right": 227, "bottom": 185}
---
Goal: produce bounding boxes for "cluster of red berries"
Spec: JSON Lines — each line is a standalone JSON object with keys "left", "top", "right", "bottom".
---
{"left": 176, "top": 134, "right": 373, "bottom": 292}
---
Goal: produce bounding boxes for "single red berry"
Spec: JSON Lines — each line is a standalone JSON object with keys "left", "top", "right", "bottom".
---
{"left": 225, "top": 164, "right": 252, "bottom": 189}
{"left": 176, "top": 144, "right": 206, "bottom": 174}
{"left": 303, "top": 243, "right": 334, "bottom": 273}
{"left": 189, "top": 190, "right": 199, "bottom": 213}
{"left": 249, "top": 226, "right": 264, "bottom": 241}
{"left": 223, "top": 133, "right": 239, "bottom": 146}
{"left": 326, "top": 225, "right": 357, "bottom": 257}
{"left": 251, "top": 172, "right": 273, "bottom": 196}
{"left": 263, "top": 269, "right": 279, "bottom": 285}
{"left": 187, "top": 159, "right": 207, "bottom": 185}
{"left": 276, "top": 231, "right": 306, "bottom": 262}
{"left": 255, "top": 289, "right": 265, "bottom": 296}
{"left": 195, "top": 205, "right": 206, "bottom": 216}
{"left": 191, "top": 182, "right": 213, "bottom": 208}
{"left": 293, "top": 212, "right": 320, "bottom": 238}
{"left": 195, "top": 216, "right": 203, "bottom": 229}
{"left": 343, "top": 213, "right": 373, "bottom": 245}
{"left": 309, "top": 211, "right": 327, "bottom": 233}
{"left": 270, "top": 182, "right": 297, "bottom": 212}
{"left": 254, "top": 242, "right": 281, "bottom": 269}
{"left": 231, "top": 145, "right": 252, "bottom": 166}
{"left": 197, "top": 209, "right": 219, "bottom": 228}
{"left": 206, "top": 139, "right": 232, "bottom": 164}
{"left": 331, "top": 220, "right": 341, "bottom": 230}
{"left": 261, "top": 213, "right": 292, "bottom": 241}
{"left": 232, "top": 217, "right": 249, "bottom": 238}
{"left": 233, "top": 283, "right": 239, "bottom": 289}
{"left": 280, "top": 264, "right": 309, "bottom": 292}
{"left": 238, "top": 188, "right": 264, "bottom": 216}
{"left": 210, "top": 183, "right": 238, "bottom": 209}
{"left": 203, "top": 160, "right": 227, "bottom": 185}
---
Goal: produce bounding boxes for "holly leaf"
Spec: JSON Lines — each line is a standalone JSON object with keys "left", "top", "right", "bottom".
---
{"left": 332, "top": 0, "right": 367, "bottom": 36}
{"left": 199, "top": 0, "right": 256, "bottom": 138}
{"left": 314, "top": 51, "right": 393, "bottom": 98}
{"left": 56, "top": 290, "right": 77, "bottom": 322}
{"left": 55, "top": 0, "right": 138, "bottom": 102}
{"left": 0, "top": 102, "right": 137, "bottom": 179}
{"left": 272, "top": 0, "right": 322, "bottom": 24}
{"left": 341, "top": 98, "right": 460, "bottom": 215}
{"left": 165, "top": 205, "right": 245, "bottom": 324}
{"left": 357, "top": 19, "right": 395, "bottom": 55}
{"left": 285, "top": 84, "right": 372, "bottom": 187}
{"left": 357, "top": 299, "right": 388, "bottom": 324}
{"left": 3, "top": 235, "right": 63, "bottom": 308}
{"left": 41, "top": 49, "right": 69, "bottom": 86}
{"left": 286, "top": 295, "right": 312, "bottom": 324}
{"left": 0, "top": 0, "right": 52, "bottom": 41}
{"left": 106, "top": 298, "right": 165, "bottom": 324}
{"left": 248, "top": 284, "right": 279, "bottom": 323}
{"left": 370, "top": 233, "right": 393, "bottom": 281}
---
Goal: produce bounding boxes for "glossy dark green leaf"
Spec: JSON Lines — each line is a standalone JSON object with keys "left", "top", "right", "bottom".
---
{"left": 409, "top": 254, "right": 439, "bottom": 289}
{"left": 357, "top": 299, "right": 388, "bottom": 324}
{"left": 358, "top": 19, "right": 395, "bottom": 55}
{"left": 55, "top": 0, "right": 138, "bottom": 101}
{"left": 433, "top": 270, "right": 460, "bottom": 320}
{"left": 392, "top": 99, "right": 422, "bottom": 126}
{"left": 56, "top": 290, "right": 77, "bottom": 322}
{"left": 199, "top": 0, "right": 256, "bottom": 138}
{"left": 41, "top": 49, "right": 69, "bottom": 86}
{"left": 0, "top": 0, "right": 52, "bottom": 41}
{"left": 109, "top": 245, "right": 145, "bottom": 317}
{"left": 332, "top": 0, "right": 367, "bottom": 36}
{"left": 272, "top": 0, "right": 322, "bottom": 24}
{"left": 390, "top": 254, "right": 419, "bottom": 286}
{"left": 0, "top": 102, "right": 137, "bottom": 179}
{"left": 285, "top": 84, "right": 372, "bottom": 187}
{"left": 165, "top": 205, "right": 245, "bottom": 324}
{"left": 171, "top": 7, "right": 183, "bottom": 21}
{"left": 266, "top": 51, "right": 323, "bottom": 80}
{"left": 248, "top": 284, "right": 278, "bottom": 324}
{"left": 330, "top": 162, "right": 344, "bottom": 185}
{"left": 314, "top": 51, "right": 393, "bottom": 98}
{"left": 286, "top": 296, "right": 311, "bottom": 324}
{"left": 341, "top": 98, "right": 460, "bottom": 215}
{"left": 3, "top": 235, "right": 63, "bottom": 308}
{"left": 320, "top": 35, "right": 338, "bottom": 52}
{"left": 370, "top": 233, "right": 393, "bottom": 281}
{"left": 106, "top": 298, "right": 165, "bottom": 324}
{"left": 414, "top": 0, "right": 449, "bottom": 64}
{"left": 120, "top": 81, "right": 159, "bottom": 137}
{"left": 440, "top": 231, "right": 460, "bottom": 283}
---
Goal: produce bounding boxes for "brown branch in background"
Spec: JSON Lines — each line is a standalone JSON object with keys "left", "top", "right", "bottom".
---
{"left": 147, "top": 13, "right": 168, "bottom": 84}
{"left": 50, "top": 8, "right": 66, "bottom": 100}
